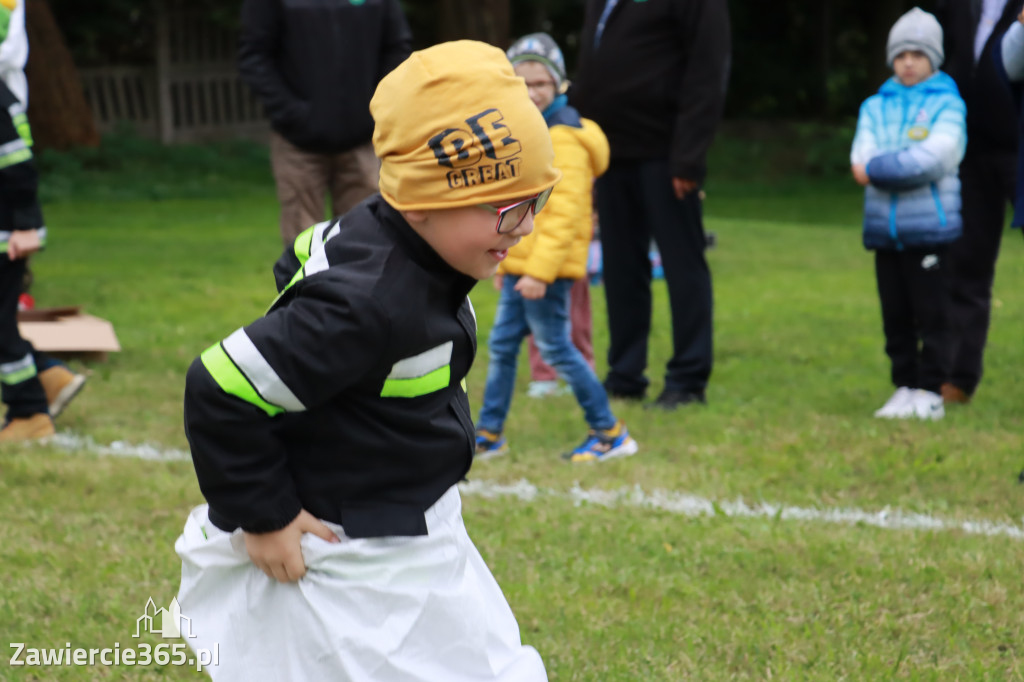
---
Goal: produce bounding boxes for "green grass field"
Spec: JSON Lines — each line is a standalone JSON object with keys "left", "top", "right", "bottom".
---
{"left": 2, "top": 132, "right": 1023, "bottom": 680}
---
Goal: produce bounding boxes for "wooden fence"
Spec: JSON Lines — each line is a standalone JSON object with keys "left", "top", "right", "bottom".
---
{"left": 78, "top": 7, "right": 268, "bottom": 144}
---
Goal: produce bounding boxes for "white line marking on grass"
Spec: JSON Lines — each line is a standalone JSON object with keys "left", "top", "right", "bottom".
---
{"left": 459, "top": 479, "right": 1024, "bottom": 541}
{"left": 51, "top": 432, "right": 190, "bottom": 462}
{"left": 47, "top": 434, "right": 1024, "bottom": 541}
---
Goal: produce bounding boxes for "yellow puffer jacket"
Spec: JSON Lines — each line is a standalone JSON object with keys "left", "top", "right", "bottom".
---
{"left": 498, "top": 115, "right": 609, "bottom": 282}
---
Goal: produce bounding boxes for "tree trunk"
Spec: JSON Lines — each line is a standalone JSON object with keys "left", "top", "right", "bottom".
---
{"left": 436, "top": 0, "right": 510, "bottom": 48}
{"left": 24, "top": 0, "right": 100, "bottom": 150}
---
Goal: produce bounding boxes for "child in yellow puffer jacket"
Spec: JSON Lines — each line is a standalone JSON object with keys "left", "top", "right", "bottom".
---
{"left": 475, "top": 33, "right": 638, "bottom": 463}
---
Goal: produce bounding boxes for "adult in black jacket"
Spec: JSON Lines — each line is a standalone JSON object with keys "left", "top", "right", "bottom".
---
{"left": 936, "top": 0, "right": 1022, "bottom": 403}
{"left": 570, "top": 0, "right": 730, "bottom": 409}
{"left": 239, "top": 0, "right": 411, "bottom": 245}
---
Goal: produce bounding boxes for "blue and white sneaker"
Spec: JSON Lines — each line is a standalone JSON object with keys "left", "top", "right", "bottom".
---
{"left": 475, "top": 429, "right": 509, "bottom": 459}
{"left": 565, "top": 420, "right": 638, "bottom": 463}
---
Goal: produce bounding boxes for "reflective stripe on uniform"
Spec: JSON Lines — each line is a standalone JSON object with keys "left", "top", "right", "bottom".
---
{"left": 292, "top": 226, "right": 316, "bottom": 264}
{"left": 12, "top": 111, "right": 31, "bottom": 146}
{"left": 0, "top": 352, "right": 36, "bottom": 385}
{"left": 200, "top": 330, "right": 306, "bottom": 416}
{"left": 0, "top": 137, "right": 30, "bottom": 169}
{"left": 381, "top": 341, "right": 452, "bottom": 398}
{"left": 292, "top": 220, "right": 333, "bottom": 265}
{"left": 277, "top": 240, "right": 332, "bottom": 303}
{"left": 269, "top": 222, "right": 339, "bottom": 313}
{"left": 221, "top": 329, "right": 305, "bottom": 412}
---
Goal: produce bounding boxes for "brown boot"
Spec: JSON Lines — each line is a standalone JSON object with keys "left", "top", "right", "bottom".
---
{"left": 940, "top": 382, "right": 971, "bottom": 405}
{"left": 0, "top": 413, "right": 56, "bottom": 442}
{"left": 38, "top": 366, "right": 87, "bottom": 418}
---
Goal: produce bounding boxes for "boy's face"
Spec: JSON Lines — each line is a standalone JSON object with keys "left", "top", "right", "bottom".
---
{"left": 514, "top": 61, "right": 557, "bottom": 112}
{"left": 404, "top": 199, "right": 535, "bottom": 280}
{"left": 893, "top": 50, "right": 933, "bottom": 86}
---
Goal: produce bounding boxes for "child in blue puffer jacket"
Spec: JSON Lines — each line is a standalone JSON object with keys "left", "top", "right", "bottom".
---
{"left": 850, "top": 7, "right": 967, "bottom": 421}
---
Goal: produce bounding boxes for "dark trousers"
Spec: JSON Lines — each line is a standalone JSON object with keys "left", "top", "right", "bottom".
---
{"left": 595, "top": 159, "right": 712, "bottom": 396}
{"left": 875, "top": 248, "right": 951, "bottom": 394}
{"left": 946, "top": 150, "right": 1017, "bottom": 395}
{"left": 0, "top": 257, "right": 46, "bottom": 420}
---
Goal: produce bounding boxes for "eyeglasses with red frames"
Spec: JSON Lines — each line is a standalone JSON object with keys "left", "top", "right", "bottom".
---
{"left": 479, "top": 187, "right": 554, "bottom": 234}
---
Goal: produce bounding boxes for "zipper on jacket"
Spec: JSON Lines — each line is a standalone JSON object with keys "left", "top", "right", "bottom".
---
{"left": 930, "top": 182, "right": 948, "bottom": 227}
{"left": 888, "top": 193, "right": 904, "bottom": 250}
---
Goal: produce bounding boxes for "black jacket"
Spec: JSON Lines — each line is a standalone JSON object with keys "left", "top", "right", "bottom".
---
{"left": 569, "top": 0, "right": 731, "bottom": 182}
{"left": 184, "top": 196, "right": 478, "bottom": 538}
{"left": 238, "top": 0, "right": 411, "bottom": 154}
{"left": 937, "top": 0, "right": 1022, "bottom": 154}
{"left": 0, "top": 80, "right": 43, "bottom": 239}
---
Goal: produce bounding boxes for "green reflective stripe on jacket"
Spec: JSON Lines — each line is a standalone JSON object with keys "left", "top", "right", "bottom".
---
{"left": 380, "top": 365, "right": 450, "bottom": 398}
{"left": 266, "top": 232, "right": 333, "bottom": 314}
{"left": 0, "top": 352, "right": 36, "bottom": 385}
{"left": 200, "top": 342, "right": 284, "bottom": 416}
{"left": 1, "top": 364, "right": 36, "bottom": 384}
{"left": 293, "top": 225, "right": 315, "bottom": 264}
{"left": 380, "top": 341, "right": 453, "bottom": 398}
{"left": 12, "top": 112, "right": 32, "bottom": 147}
{"left": 0, "top": 145, "right": 30, "bottom": 169}
{"left": 221, "top": 328, "right": 305, "bottom": 411}
{"left": 284, "top": 266, "right": 305, "bottom": 291}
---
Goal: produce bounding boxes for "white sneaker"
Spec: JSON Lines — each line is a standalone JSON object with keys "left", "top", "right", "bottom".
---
{"left": 911, "top": 389, "right": 945, "bottom": 421}
{"left": 874, "top": 387, "right": 914, "bottom": 418}
{"left": 527, "top": 380, "right": 570, "bottom": 398}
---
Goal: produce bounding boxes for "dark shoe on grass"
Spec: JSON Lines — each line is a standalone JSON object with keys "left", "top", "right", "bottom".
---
{"left": 940, "top": 382, "right": 970, "bottom": 405}
{"left": 647, "top": 389, "right": 706, "bottom": 411}
{"left": 604, "top": 387, "right": 645, "bottom": 402}
{"left": 602, "top": 379, "right": 645, "bottom": 402}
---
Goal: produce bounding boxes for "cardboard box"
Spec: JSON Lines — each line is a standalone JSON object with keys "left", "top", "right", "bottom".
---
{"left": 17, "top": 306, "right": 121, "bottom": 362}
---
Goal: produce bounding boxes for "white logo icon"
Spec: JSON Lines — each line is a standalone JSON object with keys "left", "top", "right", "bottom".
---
{"left": 921, "top": 254, "right": 939, "bottom": 270}
{"left": 134, "top": 597, "right": 196, "bottom": 639}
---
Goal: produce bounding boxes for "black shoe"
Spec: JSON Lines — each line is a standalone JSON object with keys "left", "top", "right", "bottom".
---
{"left": 603, "top": 381, "right": 645, "bottom": 402}
{"left": 646, "top": 389, "right": 706, "bottom": 411}
{"left": 606, "top": 388, "right": 646, "bottom": 402}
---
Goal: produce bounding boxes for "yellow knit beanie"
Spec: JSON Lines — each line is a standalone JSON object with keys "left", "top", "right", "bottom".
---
{"left": 371, "top": 40, "right": 561, "bottom": 211}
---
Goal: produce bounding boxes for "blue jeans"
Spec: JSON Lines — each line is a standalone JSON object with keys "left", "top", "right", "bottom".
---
{"left": 477, "top": 276, "right": 616, "bottom": 434}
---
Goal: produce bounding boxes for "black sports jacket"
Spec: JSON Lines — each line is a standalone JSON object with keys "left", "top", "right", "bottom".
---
{"left": 184, "top": 196, "right": 478, "bottom": 538}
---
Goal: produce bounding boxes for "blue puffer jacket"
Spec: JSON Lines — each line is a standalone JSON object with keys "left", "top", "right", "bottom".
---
{"left": 850, "top": 71, "right": 967, "bottom": 250}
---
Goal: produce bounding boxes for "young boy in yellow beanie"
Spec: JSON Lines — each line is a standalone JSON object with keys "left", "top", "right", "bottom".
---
{"left": 175, "top": 41, "right": 556, "bottom": 681}
{"left": 475, "top": 33, "right": 637, "bottom": 463}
